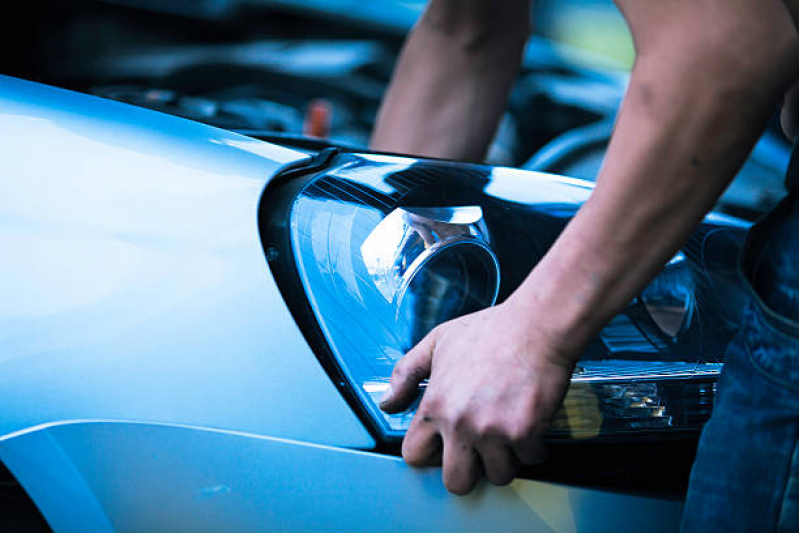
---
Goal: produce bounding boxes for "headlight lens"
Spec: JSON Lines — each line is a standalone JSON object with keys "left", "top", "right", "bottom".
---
{"left": 262, "top": 152, "right": 748, "bottom": 441}
{"left": 360, "top": 206, "right": 500, "bottom": 347}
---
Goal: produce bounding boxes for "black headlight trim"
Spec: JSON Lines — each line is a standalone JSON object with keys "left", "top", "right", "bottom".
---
{"left": 259, "top": 150, "right": 748, "bottom": 448}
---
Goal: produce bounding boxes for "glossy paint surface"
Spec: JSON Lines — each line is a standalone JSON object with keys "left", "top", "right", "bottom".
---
{"left": 0, "top": 76, "right": 698, "bottom": 530}
{"left": 0, "top": 76, "right": 374, "bottom": 448}
{"left": 0, "top": 420, "right": 683, "bottom": 532}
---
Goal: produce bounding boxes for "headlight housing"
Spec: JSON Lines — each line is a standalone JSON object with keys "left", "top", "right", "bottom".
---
{"left": 260, "top": 151, "right": 749, "bottom": 442}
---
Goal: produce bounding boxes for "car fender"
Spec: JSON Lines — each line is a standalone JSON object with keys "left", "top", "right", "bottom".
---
{"left": 0, "top": 76, "right": 373, "bottom": 449}
{"left": 0, "top": 420, "right": 683, "bottom": 532}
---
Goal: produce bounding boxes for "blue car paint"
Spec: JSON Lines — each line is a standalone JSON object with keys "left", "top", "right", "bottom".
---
{"left": 0, "top": 75, "right": 373, "bottom": 448}
{"left": 1, "top": 420, "right": 684, "bottom": 532}
{"left": 0, "top": 76, "right": 690, "bottom": 531}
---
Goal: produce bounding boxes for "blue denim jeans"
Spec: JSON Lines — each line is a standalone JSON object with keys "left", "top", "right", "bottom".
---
{"left": 681, "top": 194, "right": 799, "bottom": 531}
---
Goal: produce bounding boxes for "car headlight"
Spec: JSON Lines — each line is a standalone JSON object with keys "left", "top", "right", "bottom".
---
{"left": 260, "top": 151, "right": 747, "bottom": 442}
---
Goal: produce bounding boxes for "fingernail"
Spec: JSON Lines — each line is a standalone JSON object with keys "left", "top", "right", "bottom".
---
{"left": 379, "top": 385, "right": 393, "bottom": 406}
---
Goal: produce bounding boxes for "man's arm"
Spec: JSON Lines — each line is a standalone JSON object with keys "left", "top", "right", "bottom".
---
{"left": 369, "top": 0, "right": 531, "bottom": 161}
{"left": 512, "top": 0, "right": 799, "bottom": 357}
{"left": 381, "top": 0, "right": 799, "bottom": 495}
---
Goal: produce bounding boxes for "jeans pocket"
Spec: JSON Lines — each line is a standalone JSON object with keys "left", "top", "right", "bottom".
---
{"left": 743, "top": 304, "right": 799, "bottom": 394}
{"left": 738, "top": 203, "right": 799, "bottom": 393}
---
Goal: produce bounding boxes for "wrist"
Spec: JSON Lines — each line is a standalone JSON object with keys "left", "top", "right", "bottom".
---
{"left": 506, "top": 288, "right": 596, "bottom": 368}
{"left": 502, "top": 267, "right": 598, "bottom": 369}
{"left": 503, "top": 206, "right": 626, "bottom": 362}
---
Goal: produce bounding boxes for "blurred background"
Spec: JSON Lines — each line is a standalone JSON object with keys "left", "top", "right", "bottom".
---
{"left": 5, "top": 0, "right": 634, "bottom": 72}
{"left": 2, "top": 0, "right": 787, "bottom": 219}
{"left": 2, "top": 0, "right": 635, "bottom": 161}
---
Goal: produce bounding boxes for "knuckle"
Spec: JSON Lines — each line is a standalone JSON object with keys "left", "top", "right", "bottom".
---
{"left": 473, "top": 413, "right": 518, "bottom": 441}
{"left": 419, "top": 412, "right": 435, "bottom": 425}
{"left": 415, "top": 403, "right": 436, "bottom": 425}
{"left": 451, "top": 410, "right": 472, "bottom": 434}
{"left": 421, "top": 394, "right": 441, "bottom": 414}
{"left": 390, "top": 360, "right": 407, "bottom": 381}
{"left": 474, "top": 417, "right": 502, "bottom": 439}
{"left": 507, "top": 419, "right": 536, "bottom": 443}
{"left": 426, "top": 325, "right": 444, "bottom": 347}
{"left": 408, "top": 365, "right": 427, "bottom": 382}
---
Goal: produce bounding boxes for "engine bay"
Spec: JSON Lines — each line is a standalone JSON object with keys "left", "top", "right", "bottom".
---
{"left": 8, "top": 0, "right": 791, "bottom": 221}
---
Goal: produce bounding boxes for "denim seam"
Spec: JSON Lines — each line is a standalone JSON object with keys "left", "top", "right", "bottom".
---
{"left": 737, "top": 193, "right": 799, "bottom": 338}
{"left": 776, "top": 429, "right": 799, "bottom": 532}
{"left": 743, "top": 330, "right": 799, "bottom": 394}
{"left": 745, "top": 280, "right": 799, "bottom": 339}
{"left": 754, "top": 304, "right": 799, "bottom": 347}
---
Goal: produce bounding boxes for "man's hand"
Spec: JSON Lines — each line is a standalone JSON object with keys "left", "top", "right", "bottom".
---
{"left": 379, "top": 301, "right": 574, "bottom": 495}
{"left": 375, "top": 0, "right": 799, "bottom": 498}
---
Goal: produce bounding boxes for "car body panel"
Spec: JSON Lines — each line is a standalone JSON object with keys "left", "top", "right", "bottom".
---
{"left": 0, "top": 75, "right": 374, "bottom": 449}
{"left": 0, "top": 420, "right": 683, "bottom": 532}
{"left": 0, "top": 75, "right": 700, "bottom": 530}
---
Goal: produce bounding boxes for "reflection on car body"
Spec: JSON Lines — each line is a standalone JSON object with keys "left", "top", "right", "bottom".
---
{"left": 0, "top": 1, "right": 788, "bottom": 530}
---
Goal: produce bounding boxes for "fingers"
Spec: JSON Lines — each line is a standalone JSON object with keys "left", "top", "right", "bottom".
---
{"left": 512, "top": 433, "right": 547, "bottom": 466}
{"left": 442, "top": 437, "right": 482, "bottom": 496}
{"left": 475, "top": 441, "right": 518, "bottom": 486}
{"left": 379, "top": 332, "right": 436, "bottom": 413}
{"left": 401, "top": 406, "right": 544, "bottom": 494}
{"left": 402, "top": 409, "right": 442, "bottom": 467}
{"left": 403, "top": 421, "right": 534, "bottom": 492}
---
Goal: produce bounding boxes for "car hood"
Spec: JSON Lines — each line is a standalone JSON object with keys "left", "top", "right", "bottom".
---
{"left": 0, "top": 76, "right": 374, "bottom": 448}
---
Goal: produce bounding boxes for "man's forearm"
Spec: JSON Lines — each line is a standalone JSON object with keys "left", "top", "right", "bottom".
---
{"left": 370, "top": 0, "right": 531, "bottom": 161}
{"left": 509, "top": 0, "right": 799, "bottom": 360}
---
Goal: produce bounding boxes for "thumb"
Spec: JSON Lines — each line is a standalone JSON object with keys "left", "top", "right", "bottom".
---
{"left": 379, "top": 331, "right": 436, "bottom": 414}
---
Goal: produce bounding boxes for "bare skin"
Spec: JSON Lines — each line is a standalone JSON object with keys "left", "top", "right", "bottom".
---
{"left": 370, "top": 0, "right": 532, "bottom": 161}
{"left": 785, "top": 1, "right": 799, "bottom": 139}
{"left": 783, "top": 80, "right": 799, "bottom": 139}
{"left": 375, "top": 0, "right": 799, "bottom": 495}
